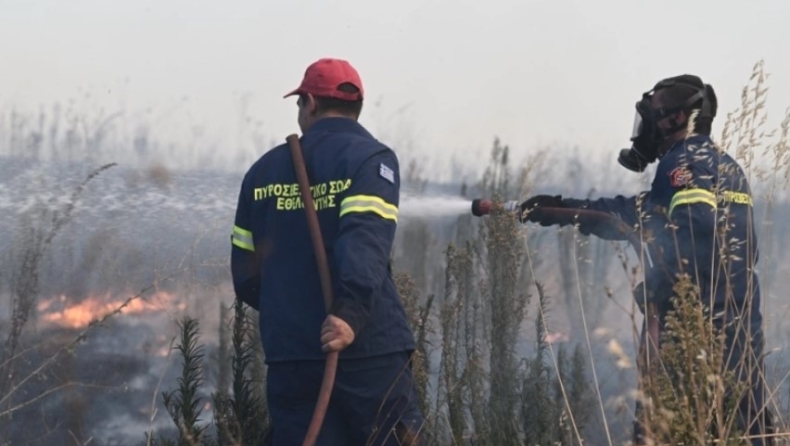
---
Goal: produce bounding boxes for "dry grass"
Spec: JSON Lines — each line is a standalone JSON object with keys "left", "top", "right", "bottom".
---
{"left": 2, "top": 60, "right": 790, "bottom": 445}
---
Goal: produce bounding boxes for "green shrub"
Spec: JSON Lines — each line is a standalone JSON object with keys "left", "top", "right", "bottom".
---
{"left": 147, "top": 300, "right": 270, "bottom": 446}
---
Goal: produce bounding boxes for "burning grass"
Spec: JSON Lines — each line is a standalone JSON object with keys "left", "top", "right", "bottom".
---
{"left": 37, "top": 291, "right": 185, "bottom": 330}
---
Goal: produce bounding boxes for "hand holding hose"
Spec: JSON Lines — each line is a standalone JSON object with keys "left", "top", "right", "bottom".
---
{"left": 321, "top": 315, "right": 355, "bottom": 353}
{"left": 471, "top": 195, "right": 572, "bottom": 226}
{"left": 519, "top": 195, "right": 570, "bottom": 225}
{"left": 517, "top": 195, "right": 607, "bottom": 237}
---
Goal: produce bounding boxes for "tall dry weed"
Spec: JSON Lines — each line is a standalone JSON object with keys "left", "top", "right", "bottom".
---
{"left": 481, "top": 200, "right": 529, "bottom": 445}
{"left": 636, "top": 276, "right": 756, "bottom": 444}
{"left": 394, "top": 271, "right": 435, "bottom": 422}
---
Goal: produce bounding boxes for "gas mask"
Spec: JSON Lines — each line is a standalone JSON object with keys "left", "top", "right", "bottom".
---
{"left": 617, "top": 77, "right": 713, "bottom": 172}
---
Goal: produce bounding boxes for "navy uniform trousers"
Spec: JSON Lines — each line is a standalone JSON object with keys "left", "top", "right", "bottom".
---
{"left": 632, "top": 323, "right": 774, "bottom": 445}
{"left": 266, "top": 351, "right": 425, "bottom": 446}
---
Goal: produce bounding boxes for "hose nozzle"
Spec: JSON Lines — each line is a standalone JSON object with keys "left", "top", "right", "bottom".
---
{"left": 471, "top": 198, "right": 520, "bottom": 217}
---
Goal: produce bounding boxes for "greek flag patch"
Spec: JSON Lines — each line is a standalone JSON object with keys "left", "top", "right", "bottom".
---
{"left": 379, "top": 163, "right": 395, "bottom": 184}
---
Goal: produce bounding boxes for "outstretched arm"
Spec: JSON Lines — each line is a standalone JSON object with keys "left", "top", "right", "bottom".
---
{"left": 521, "top": 193, "right": 645, "bottom": 240}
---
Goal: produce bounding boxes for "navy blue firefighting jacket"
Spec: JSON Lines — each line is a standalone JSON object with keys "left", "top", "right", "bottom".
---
{"left": 230, "top": 117, "right": 416, "bottom": 363}
{"left": 565, "top": 134, "right": 762, "bottom": 332}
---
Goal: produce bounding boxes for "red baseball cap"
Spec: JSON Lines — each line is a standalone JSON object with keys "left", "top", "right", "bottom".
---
{"left": 284, "top": 58, "right": 364, "bottom": 101}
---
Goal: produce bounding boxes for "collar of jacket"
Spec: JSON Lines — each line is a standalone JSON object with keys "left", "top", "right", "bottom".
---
{"left": 304, "top": 116, "right": 374, "bottom": 139}
{"left": 663, "top": 133, "right": 712, "bottom": 158}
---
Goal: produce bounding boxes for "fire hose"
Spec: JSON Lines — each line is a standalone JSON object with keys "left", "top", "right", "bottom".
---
{"left": 287, "top": 134, "right": 338, "bottom": 446}
{"left": 470, "top": 198, "right": 661, "bottom": 372}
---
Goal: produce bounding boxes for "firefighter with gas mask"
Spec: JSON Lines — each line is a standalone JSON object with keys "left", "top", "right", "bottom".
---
{"left": 519, "top": 75, "right": 772, "bottom": 445}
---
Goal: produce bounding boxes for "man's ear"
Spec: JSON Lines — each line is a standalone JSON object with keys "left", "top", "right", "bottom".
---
{"left": 668, "top": 109, "right": 687, "bottom": 131}
{"left": 305, "top": 93, "right": 318, "bottom": 114}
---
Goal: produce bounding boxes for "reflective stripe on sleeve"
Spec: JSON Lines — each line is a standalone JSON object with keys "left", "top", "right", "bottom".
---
{"left": 339, "top": 195, "right": 398, "bottom": 222}
{"left": 231, "top": 225, "right": 255, "bottom": 251}
{"left": 668, "top": 188, "right": 717, "bottom": 216}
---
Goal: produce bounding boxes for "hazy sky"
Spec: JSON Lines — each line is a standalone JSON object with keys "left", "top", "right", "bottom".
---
{"left": 1, "top": 0, "right": 788, "bottom": 175}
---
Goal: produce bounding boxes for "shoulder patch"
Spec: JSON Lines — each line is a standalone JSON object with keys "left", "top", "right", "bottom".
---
{"left": 668, "top": 166, "right": 692, "bottom": 188}
{"left": 379, "top": 163, "right": 395, "bottom": 184}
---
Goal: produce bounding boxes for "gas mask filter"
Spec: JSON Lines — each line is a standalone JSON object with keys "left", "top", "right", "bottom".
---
{"left": 617, "top": 77, "right": 711, "bottom": 173}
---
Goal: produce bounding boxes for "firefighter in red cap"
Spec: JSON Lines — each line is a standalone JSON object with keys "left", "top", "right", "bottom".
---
{"left": 230, "top": 58, "right": 424, "bottom": 445}
{"left": 518, "top": 74, "right": 772, "bottom": 445}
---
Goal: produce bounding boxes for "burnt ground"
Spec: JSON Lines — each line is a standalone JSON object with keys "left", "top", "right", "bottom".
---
{"left": 1, "top": 311, "right": 225, "bottom": 446}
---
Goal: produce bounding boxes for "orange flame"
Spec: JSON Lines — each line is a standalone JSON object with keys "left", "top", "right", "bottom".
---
{"left": 37, "top": 292, "right": 185, "bottom": 329}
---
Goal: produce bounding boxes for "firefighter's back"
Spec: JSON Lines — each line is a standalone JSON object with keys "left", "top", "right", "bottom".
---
{"left": 244, "top": 117, "right": 415, "bottom": 364}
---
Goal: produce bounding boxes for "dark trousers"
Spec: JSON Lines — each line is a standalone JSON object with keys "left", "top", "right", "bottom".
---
{"left": 266, "top": 351, "right": 425, "bottom": 446}
{"left": 632, "top": 323, "right": 773, "bottom": 445}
